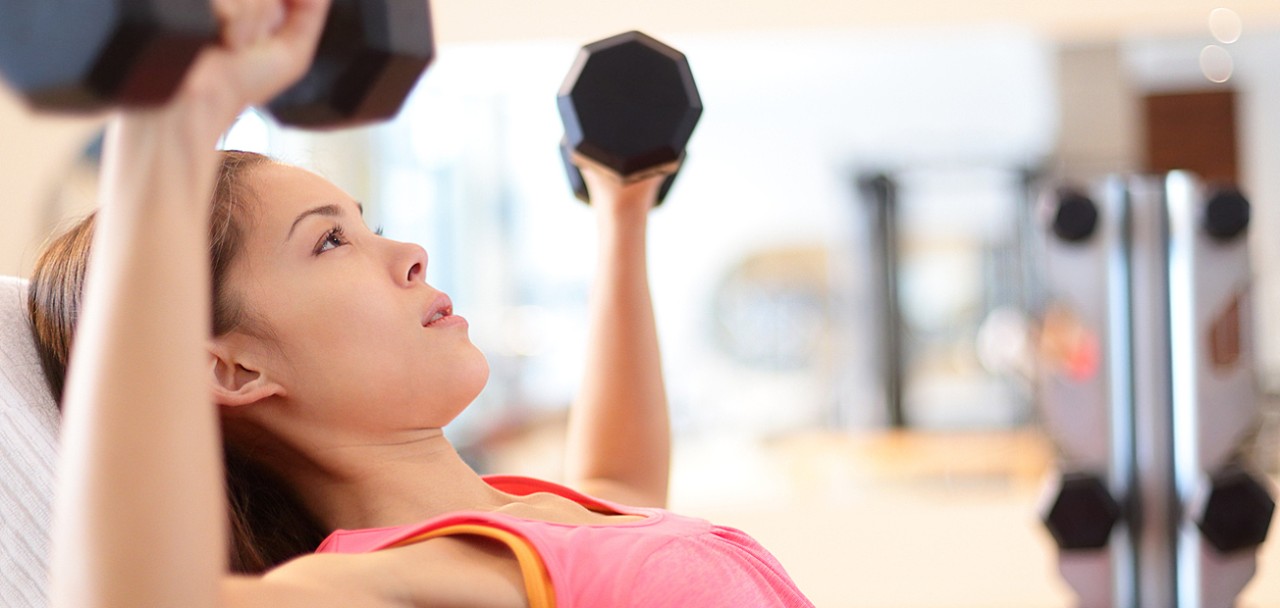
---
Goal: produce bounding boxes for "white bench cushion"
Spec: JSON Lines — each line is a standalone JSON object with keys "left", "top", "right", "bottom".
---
{"left": 0, "top": 276, "right": 58, "bottom": 608}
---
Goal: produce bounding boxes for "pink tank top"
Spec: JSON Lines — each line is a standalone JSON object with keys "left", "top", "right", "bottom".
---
{"left": 315, "top": 475, "right": 813, "bottom": 608}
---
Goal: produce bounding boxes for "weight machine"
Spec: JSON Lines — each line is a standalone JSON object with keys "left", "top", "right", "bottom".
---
{"left": 1038, "top": 172, "right": 1275, "bottom": 608}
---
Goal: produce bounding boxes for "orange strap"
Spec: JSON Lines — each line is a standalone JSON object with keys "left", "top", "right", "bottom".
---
{"left": 389, "top": 524, "right": 556, "bottom": 608}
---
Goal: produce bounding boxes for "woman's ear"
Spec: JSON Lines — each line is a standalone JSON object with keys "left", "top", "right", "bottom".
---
{"left": 208, "top": 341, "right": 286, "bottom": 407}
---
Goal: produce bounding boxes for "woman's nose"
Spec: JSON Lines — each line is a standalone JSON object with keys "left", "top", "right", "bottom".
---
{"left": 398, "top": 241, "right": 429, "bottom": 285}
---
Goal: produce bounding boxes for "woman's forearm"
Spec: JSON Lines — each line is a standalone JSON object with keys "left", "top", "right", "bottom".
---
{"left": 566, "top": 176, "right": 671, "bottom": 507}
{"left": 50, "top": 102, "right": 230, "bottom": 608}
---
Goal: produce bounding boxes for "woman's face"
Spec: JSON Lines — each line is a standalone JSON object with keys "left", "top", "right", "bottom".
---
{"left": 222, "top": 162, "right": 488, "bottom": 440}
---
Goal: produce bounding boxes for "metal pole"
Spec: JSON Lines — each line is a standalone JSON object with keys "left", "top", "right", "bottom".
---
{"left": 860, "top": 173, "right": 906, "bottom": 428}
{"left": 1124, "top": 176, "right": 1179, "bottom": 607}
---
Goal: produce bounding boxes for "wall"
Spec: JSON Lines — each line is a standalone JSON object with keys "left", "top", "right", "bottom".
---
{"left": 1052, "top": 43, "right": 1143, "bottom": 181}
{"left": 0, "top": 87, "right": 102, "bottom": 277}
{"left": 1106, "top": 31, "right": 1280, "bottom": 386}
{"left": 4, "top": 1, "right": 1280, "bottom": 278}
{"left": 0, "top": 1, "right": 1274, "bottom": 279}
{"left": 429, "top": 0, "right": 1280, "bottom": 43}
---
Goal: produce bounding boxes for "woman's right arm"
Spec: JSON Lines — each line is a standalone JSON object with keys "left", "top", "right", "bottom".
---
{"left": 45, "top": 6, "right": 534, "bottom": 606}
{"left": 47, "top": 2, "right": 327, "bottom": 607}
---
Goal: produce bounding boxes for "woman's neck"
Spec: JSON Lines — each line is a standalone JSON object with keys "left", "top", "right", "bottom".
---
{"left": 281, "top": 428, "right": 510, "bottom": 531}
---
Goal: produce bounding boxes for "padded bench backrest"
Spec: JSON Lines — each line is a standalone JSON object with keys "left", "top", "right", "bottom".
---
{"left": 0, "top": 276, "right": 58, "bottom": 608}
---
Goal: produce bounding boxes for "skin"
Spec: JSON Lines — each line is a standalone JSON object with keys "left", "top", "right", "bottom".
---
{"left": 49, "top": 1, "right": 671, "bottom": 606}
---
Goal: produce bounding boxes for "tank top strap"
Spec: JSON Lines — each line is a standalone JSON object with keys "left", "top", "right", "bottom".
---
{"left": 385, "top": 521, "right": 556, "bottom": 608}
{"left": 481, "top": 474, "right": 630, "bottom": 515}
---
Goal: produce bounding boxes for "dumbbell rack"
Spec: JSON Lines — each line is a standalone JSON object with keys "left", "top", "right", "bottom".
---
{"left": 1037, "top": 172, "right": 1275, "bottom": 608}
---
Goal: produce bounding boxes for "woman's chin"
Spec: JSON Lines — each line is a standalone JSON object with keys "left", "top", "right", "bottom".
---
{"left": 463, "top": 355, "right": 491, "bottom": 403}
{"left": 440, "top": 353, "right": 490, "bottom": 420}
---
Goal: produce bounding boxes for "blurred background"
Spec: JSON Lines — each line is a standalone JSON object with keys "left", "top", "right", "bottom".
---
{"left": 7, "top": 1, "right": 1280, "bottom": 605}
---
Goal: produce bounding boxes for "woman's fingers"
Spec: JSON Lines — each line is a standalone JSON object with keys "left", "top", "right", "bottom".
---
{"left": 212, "top": 0, "right": 290, "bottom": 51}
{"left": 274, "top": 0, "right": 329, "bottom": 61}
{"left": 211, "top": 0, "right": 328, "bottom": 97}
{"left": 247, "top": 0, "right": 288, "bottom": 48}
{"left": 175, "top": 0, "right": 328, "bottom": 115}
{"left": 213, "top": 0, "right": 247, "bottom": 49}
{"left": 242, "top": 0, "right": 327, "bottom": 88}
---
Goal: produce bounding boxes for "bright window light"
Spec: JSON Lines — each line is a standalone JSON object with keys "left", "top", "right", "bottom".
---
{"left": 219, "top": 108, "right": 272, "bottom": 153}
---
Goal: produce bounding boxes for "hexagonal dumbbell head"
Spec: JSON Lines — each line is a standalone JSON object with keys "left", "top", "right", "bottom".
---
{"left": 1202, "top": 187, "right": 1250, "bottom": 242}
{"left": 1191, "top": 466, "right": 1275, "bottom": 553}
{"left": 267, "top": 0, "right": 435, "bottom": 128}
{"left": 557, "top": 31, "right": 702, "bottom": 180}
{"left": 558, "top": 138, "right": 683, "bottom": 206}
{"left": 1049, "top": 188, "right": 1099, "bottom": 244}
{"left": 1041, "top": 472, "right": 1122, "bottom": 550}
{"left": 0, "top": 0, "right": 217, "bottom": 111}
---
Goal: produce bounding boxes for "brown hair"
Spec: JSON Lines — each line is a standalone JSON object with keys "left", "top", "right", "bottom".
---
{"left": 27, "top": 150, "right": 327, "bottom": 573}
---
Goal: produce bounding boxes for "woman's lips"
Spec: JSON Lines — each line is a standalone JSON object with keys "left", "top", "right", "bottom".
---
{"left": 425, "top": 313, "right": 467, "bottom": 328}
{"left": 423, "top": 293, "right": 465, "bottom": 328}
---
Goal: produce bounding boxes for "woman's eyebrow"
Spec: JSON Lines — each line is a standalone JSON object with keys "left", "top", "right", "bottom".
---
{"left": 285, "top": 201, "right": 365, "bottom": 242}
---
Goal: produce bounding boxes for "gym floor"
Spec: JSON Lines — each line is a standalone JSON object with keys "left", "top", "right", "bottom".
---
{"left": 483, "top": 423, "right": 1280, "bottom": 607}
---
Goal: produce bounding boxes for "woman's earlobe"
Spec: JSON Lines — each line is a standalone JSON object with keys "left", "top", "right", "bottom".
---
{"left": 208, "top": 347, "right": 285, "bottom": 407}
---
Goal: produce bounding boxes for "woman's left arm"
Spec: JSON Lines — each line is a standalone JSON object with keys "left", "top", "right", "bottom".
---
{"left": 564, "top": 169, "right": 670, "bottom": 508}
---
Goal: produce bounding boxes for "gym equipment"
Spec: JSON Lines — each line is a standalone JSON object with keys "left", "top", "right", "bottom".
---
{"left": 1189, "top": 465, "right": 1275, "bottom": 553}
{"left": 0, "top": 278, "right": 59, "bottom": 608}
{"left": 0, "top": 0, "right": 217, "bottom": 111}
{"left": 0, "top": 0, "right": 434, "bottom": 129}
{"left": 556, "top": 30, "right": 701, "bottom": 205}
{"left": 1036, "top": 173, "right": 1275, "bottom": 608}
{"left": 1041, "top": 472, "right": 1121, "bottom": 551}
{"left": 267, "top": 0, "right": 434, "bottom": 128}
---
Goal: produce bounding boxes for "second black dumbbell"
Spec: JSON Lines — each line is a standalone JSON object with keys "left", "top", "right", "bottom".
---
{"left": 556, "top": 30, "right": 702, "bottom": 205}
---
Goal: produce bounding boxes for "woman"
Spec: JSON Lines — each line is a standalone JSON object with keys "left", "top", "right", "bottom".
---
{"left": 28, "top": 1, "right": 812, "bottom": 606}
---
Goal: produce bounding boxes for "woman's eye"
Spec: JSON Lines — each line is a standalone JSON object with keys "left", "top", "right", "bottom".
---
{"left": 315, "top": 227, "right": 348, "bottom": 255}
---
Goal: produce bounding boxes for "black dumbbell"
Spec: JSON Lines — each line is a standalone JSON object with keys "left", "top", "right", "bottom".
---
{"left": 1041, "top": 471, "right": 1122, "bottom": 551}
{"left": 0, "top": 0, "right": 217, "bottom": 110}
{"left": 1202, "top": 186, "right": 1250, "bottom": 242}
{"left": 267, "top": 0, "right": 434, "bottom": 128}
{"left": 0, "top": 0, "right": 434, "bottom": 129}
{"left": 556, "top": 30, "right": 702, "bottom": 205}
{"left": 1190, "top": 465, "right": 1275, "bottom": 553}
{"left": 1048, "top": 187, "right": 1099, "bottom": 244}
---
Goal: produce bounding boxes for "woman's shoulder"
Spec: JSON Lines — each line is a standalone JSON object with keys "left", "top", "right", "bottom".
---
{"left": 268, "top": 534, "right": 529, "bottom": 608}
